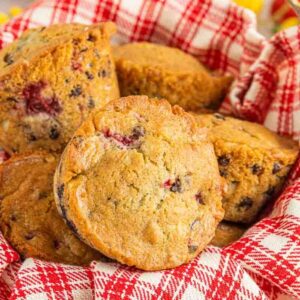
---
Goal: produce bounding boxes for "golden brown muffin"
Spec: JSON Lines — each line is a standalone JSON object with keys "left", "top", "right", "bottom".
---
{"left": 0, "top": 23, "right": 119, "bottom": 154}
{"left": 194, "top": 113, "right": 299, "bottom": 224}
{"left": 0, "top": 151, "right": 103, "bottom": 265}
{"left": 113, "top": 42, "right": 232, "bottom": 111}
{"left": 54, "top": 96, "right": 224, "bottom": 271}
{"left": 210, "top": 222, "right": 247, "bottom": 247}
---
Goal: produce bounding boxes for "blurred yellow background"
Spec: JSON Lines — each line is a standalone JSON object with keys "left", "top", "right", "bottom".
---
{"left": 234, "top": 0, "right": 299, "bottom": 32}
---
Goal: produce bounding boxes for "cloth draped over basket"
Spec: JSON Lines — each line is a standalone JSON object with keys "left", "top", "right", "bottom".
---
{"left": 0, "top": 0, "right": 299, "bottom": 299}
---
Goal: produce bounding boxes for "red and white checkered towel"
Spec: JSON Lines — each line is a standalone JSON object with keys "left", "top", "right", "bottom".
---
{"left": 0, "top": 0, "right": 299, "bottom": 299}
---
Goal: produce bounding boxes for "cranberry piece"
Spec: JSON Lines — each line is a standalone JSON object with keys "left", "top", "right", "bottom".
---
{"left": 88, "top": 97, "right": 95, "bottom": 108}
{"left": 85, "top": 71, "right": 94, "bottom": 80}
{"left": 237, "top": 197, "right": 253, "bottom": 210}
{"left": 25, "top": 232, "right": 35, "bottom": 240}
{"left": 49, "top": 127, "right": 60, "bottom": 140}
{"left": 87, "top": 34, "right": 96, "bottom": 42}
{"left": 53, "top": 240, "right": 61, "bottom": 250}
{"left": 72, "top": 38, "right": 80, "bottom": 45}
{"left": 251, "top": 164, "right": 264, "bottom": 175}
{"left": 72, "top": 61, "right": 82, "bottom": 71}
{"left": 163, "top": 178, "right": 182, "bottom": 192}
{"left": 10, "top": 214, "right": 17, "bottom": 221}
{"left": 102, "top": 126, "right": 146, "bottom": 148}
{"left": 131, "top": 126, "right": 145, "bottom": 140}
{"left": 163, "top": 179, "right": 172, "bottom": 189}
{"left": 98, "top": 69, "right": 108, "bottom": 78}
{"left": 121, "top": 135, "right": 134, "bottom": 146}
{"left": 0, "top": 150, "right": 10, "bottom": 163}
{"left": 272, "top": 163, "right": 281, "bottom": 174}
{"left": 218, "top": 155, "right": 230, "bottom": 166}
{"left": 102, "top": 129, "right": 133, "bottom": 146}
{"left": 3, "top": 53, "right": 14, "bottom": 65}
{"left": 102, "top": 128, "right": 111, "bottom": 138}
{"left": 23, "top": 81, "right": 61, "bottom": 116}
{"left": 170, "top": 178, "right": 182, "bottom": 193}
{"left": 57, "top": 184, "right": 64, "bottom": 200}
{"left": 219, "top": 170, "right": 228, "bottom": 177}
{"left": 114, "top": 134, "right": 130, "bottom": 145}
{"left": 69, "top": 85, "right": 82, "bottom": 97}
{"left": 195, "top": 192, "right": 204, "bottom": 204}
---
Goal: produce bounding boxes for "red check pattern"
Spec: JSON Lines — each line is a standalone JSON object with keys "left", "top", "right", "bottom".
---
{"left": 0, "top": 0, "right": 299, "bottom": 299}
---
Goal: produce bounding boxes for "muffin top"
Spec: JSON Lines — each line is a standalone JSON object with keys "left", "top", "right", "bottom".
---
{"left": 194, "top": 113, "right": 299, "bottom": 152}
{"left": 55, "top": 96, "right": 224, "bottom": 270}
{"left": 0, "top": 151, "right": 102, "bottom": 265}
{"left": 113, "top": 42, "right": 208, "bottom": 73}
{"left": 0, "top": 22, "right": 115, "bottom": 75}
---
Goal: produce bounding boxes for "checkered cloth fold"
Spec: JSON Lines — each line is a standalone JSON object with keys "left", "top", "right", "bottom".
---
{"left": 0, "top": 0, "right": 299, "bottom": 299}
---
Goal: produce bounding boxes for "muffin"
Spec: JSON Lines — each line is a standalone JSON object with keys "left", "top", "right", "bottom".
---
{"left": 0, "top": 22, "right": 119, "bottom": 154}
{"left": 194, "top": 113, "right": 299, "bottom": 224}
{"left": 210, "top": 222, "right": 247, "bottom": 247}
{"left": 0, "top": 151, "right": 103, "bottom": 265}
{"left": 54, "top": 96, "right": 224, "bottom": 270}
{"left": 113, "top": 42, "right": 232, "bottom": 111}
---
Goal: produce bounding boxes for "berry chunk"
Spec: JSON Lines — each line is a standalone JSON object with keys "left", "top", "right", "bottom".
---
{"left": 195, "top": 192, "right": 204, "bottom": 204}
{"left": 218, "top": 155, "right": 230, "bottom": 166}
{"left": 71, "top": 61, "right": 82, "bottom": 71}
{"left": 49, "top": 127, "right": 60, "bottom": 140}
{"left": 272, "top": 163, "right": 281, "bottom": 174}
{"left": 25, "top": 232, "right": 35, "bottom": 240}
{"left": 170, "top": 178, "right": 182, "bottom": 193}
{"left": 23, "top": 81, "right": 61, "bottom": 116}
{"left": 69, "top": 85, "right": 82, "bottom": 97}
{"left": 251, "top": 164, "right": 264, "bottom": 175}
{"left": 85, "top": 71, "right": 94, "bottom": 80}
{"left": 102, "top": 126, "right": 145, "bottom": 148}
{"left": 3, "top": 53, "right": 14, "bottom": 65}
{"left": 237, "top": 197, "right": 253, "bottom": 211}
{"left": 53, "top": 240, "right": 61, "bottom": 249}
{"left": 0, "top": 23, "right": 120, "bottom": 153}
{"left": 163, "top": 178, "right": 182, "bottom": 193}
{"left": 131, "top": 126, "right": 145, "bottom": 140}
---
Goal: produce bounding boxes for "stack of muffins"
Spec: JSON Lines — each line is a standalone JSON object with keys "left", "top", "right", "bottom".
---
{"left": 0, "top": 22, "right": 298, "bottom": 270}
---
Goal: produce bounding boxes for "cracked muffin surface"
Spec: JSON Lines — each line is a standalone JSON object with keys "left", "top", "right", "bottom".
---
{"left": 0, "top": 151, "right": 103, "bottom": 265}
{"left": 54, "top": 96, "right": 224, "bottom": 271}
{"left": 113, "top": 42, "right": 232, "bottom": 111}
{"left": 194, "top": 113, "right": 299, "bottom": 224}
{"left": 0, "top": 22, "right": 119, "bottom": 154}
